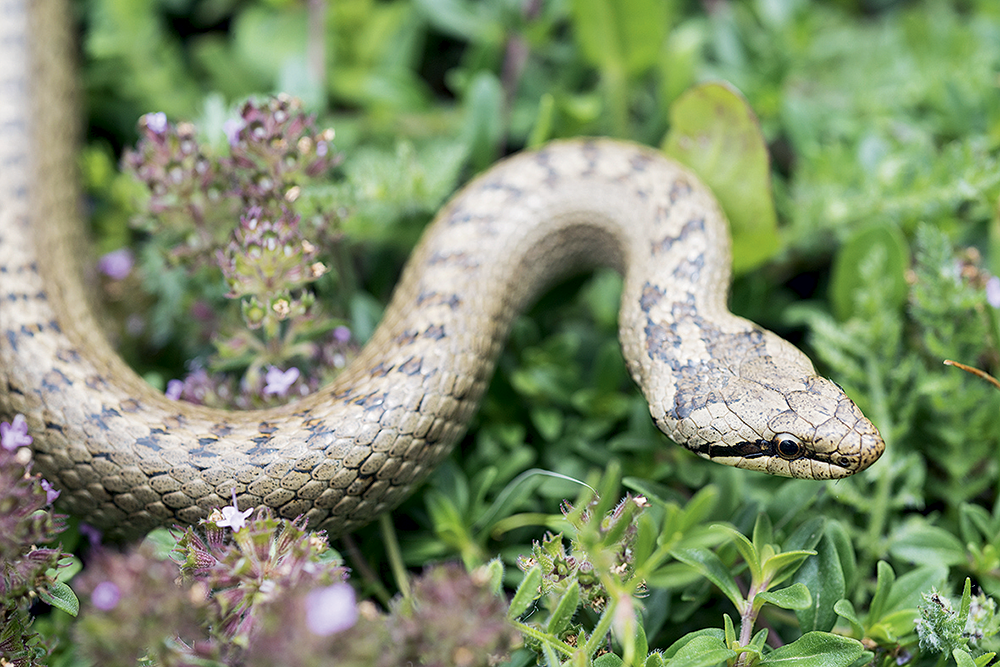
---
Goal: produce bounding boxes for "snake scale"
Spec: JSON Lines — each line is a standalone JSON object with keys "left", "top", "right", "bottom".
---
{"left": 0, "top": 0, "right": 884, "bottom": 539}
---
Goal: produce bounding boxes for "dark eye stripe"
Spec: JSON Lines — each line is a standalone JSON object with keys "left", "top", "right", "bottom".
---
{"left": 686, "top": 436, "right": 808, "bottom": 462}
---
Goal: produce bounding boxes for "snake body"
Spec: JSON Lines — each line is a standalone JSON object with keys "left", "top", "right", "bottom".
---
{"left": 0, "top": 0, "right": 883, "bottom": 539}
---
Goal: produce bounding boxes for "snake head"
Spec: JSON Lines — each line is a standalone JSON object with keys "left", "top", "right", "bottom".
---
{"left": 756, "top": 375, "right": 886, "bottom": 479}
{"left": 648, "top": 331, "right": 886, "bottom": 480}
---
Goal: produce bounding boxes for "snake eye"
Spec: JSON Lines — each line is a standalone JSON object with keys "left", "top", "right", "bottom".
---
{"left": 774, "top": 433, "right": 804, "bottom": 460}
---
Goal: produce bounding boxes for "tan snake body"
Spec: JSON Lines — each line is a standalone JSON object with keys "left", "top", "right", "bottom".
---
{"left": 0, "top": 0, "right": 883, "bottom": 539}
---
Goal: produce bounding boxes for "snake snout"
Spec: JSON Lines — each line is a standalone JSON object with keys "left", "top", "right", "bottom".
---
{"left": 761, "top": 377, "right": 885, "bottom": 478}
{"left": 813, "top": 404, "right": 885, "bottom": 478}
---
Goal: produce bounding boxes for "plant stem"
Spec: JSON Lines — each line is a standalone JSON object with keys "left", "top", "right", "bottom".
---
{"left": 380, "top": 513, "right": 411, "bottom": 600}
{"left": 512, "top": 620, "right": 576, "bottom": 658}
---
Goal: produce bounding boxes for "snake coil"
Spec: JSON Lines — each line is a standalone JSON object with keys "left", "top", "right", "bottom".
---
{"left": 0, "top": 0, "right": 884, "bottom": 539}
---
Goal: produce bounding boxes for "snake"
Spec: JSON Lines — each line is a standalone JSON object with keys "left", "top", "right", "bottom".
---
{"left": 0, "top": 0, "right": 884, "bottom": 540}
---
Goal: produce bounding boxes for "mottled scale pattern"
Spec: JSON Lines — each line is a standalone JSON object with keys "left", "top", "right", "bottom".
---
{"left": 0, "top": 0, "right": 884, "bottom": 539}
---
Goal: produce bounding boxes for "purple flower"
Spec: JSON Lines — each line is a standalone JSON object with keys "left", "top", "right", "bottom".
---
{"left": 165, "top": 379, "right": 184, "bottom": 400}
{"left": 144, "top": 112, "right": 168, "bottom": 135}
{"left": 216, "top": 488, "right": 253, "bottom": 532}
{"left": 98, "top": 248, "right": 135, "bottom": 280}
{"left": 333, "top": 325, "right": 351, "bottom": 344}
{"left": 40, "top": 479, "right": 60, "bottom": 503}
{"left": 80, "top": 523, "right": 104, "bottom": 549}
{"left": 987, "top": 276, "right": 1000, "bottom": 309}
{"left": 91, "top": 581, "right": 121, "bottom": 611}
{"left": 1, "top": 413, "right": 32, "bottom": 451}
{"left": 263, "top": 366, "right": 300, "bottom": 396}
{"left": 223, "top": 118, "right": 245, "bottom": 146}
{"left": 304, "top": 583, "right": 358, "bottom": 636}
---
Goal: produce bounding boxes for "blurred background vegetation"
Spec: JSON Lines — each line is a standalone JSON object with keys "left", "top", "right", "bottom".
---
{"left": 60, "top": 0, "right": 1000, "bottom": 662}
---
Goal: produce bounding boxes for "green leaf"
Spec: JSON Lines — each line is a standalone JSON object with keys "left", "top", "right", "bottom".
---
{"left": 527, "top": 93, "right": 556, "bottom": 148}
{"left": 833, "top": 599, "right": 865, "bottom": 638}
{"left": 975, "top": 652, "right": 997, "bottom": 667}
{"left": 546, "top": 581, "right": 580, "bottom": 635}
{"left": 884, "top": 565, "right": 948, "bottom": 613}
{"left": 958, "top": 502, "right": 995, "bottom": 545}
{"left": 667, "top": 634, "right": 736, "bottom": 667}
{"left": 645, "top": 654, "right": 666, "bottom": 667}
{"left": 869, "top": 609, "right": 921, "bottom": 645}
{"left": 672, "top": 547, "right": 745, "bottom": 611}
{"left": 628, "top": 611, "right": 649, "bottom": 662}
{"left": 38, "top": 581, "right": 80, "bottom": 617}
{"left": 462, "top": 71, "right": 504, "bottom": 171}
{"left": 425, "top": 489, "right": 469, "bottom": 550}
{"left": 143, "top": 527, "right": 181, "bottom": 560}
{"left": 717, "top": 524, "right": 762, "bottom": 582}
{"left": 680, "top": 486, "right": 722, "bottom": 532}
{"left": 783, "top": 516, "right": 826, "bottom": 553}
{"left": 508, "top": 565, "right": 542, "bottom": 618}
{"left": 752, "top": 512, "right": 774, "bottom": 555}
{"left": 829, "top": 222, "right": 909, "bottom": 321}
{"left": 761, "top": 550, "right": 816, "bottom": 588}
{"left": 595, "top": 654, "right": 624, "bottom": 667}
{"left": 869, "top": 564, "right": 947, "bottom": 642}
{"left": 663, "top": 82, "right": 780, "bottom": 273}
{"left": 662, "top": 629, "right": 727, "bottom": 659}
{"left": 759, "top": 632, "right": 865, "bottom": 667}
{"left": 954, "top": 648, "right": 978, "bottom": 667}
{"left": 958, "top": 577, "right": 973, "bottom": 629}
{"left": 644, "top": 561, "right": 707, "bottom": 589}
{"left": 756, "top": 583, "right": 812, "bottom": 611}
{"left": 748, "top": 627, "right": 769, "bottom": 653}
{"left": 793, "top": 531, "right": 846, "bottom": 633}
{"left": 723, "top": 613, "right": 737, "bottom": 646}
{"left": 484, "top": 558, "right": 505, "bottom": 596}
{"left": 867, "top": 561, "right": 896, "bottom": 624}
{"left": 569, "top": 0, "right": 671, "bottom": 75}
{"left": 530, "top": 406, "right": 564, "bottom": 441}
{"left": 825, "top": 522, "right": 858, "bottom": 591}
{"left": 52, "top": 555, "right": 82, "bottom": 583}
{"left": 413, "top": 0, "right": 503, "bottom": 43}
{"left": 350, "top": 291, "right": 385, "bottom": 345}
{"left": 633, "top": 512, "right": 659, "bottom": 569}
{"left": 232, "top": 6, "right": 309, "bottom": 85}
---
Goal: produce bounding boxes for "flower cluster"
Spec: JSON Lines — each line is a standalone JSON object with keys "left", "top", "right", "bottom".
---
{"left": 217, "top": 205, "right": 328, "bottom": 337}
{"left": 165, "top": 320, "right": 356, "bottom": 410}
{"left": 76, "top": 498, "right": 517, "bottom": 667}
{"left": 174, "top": 505, "right": 347, "bottom": 644}
{"left": 122, "top": 97, "right": 339, "bottom": 260}
{"left": 517, "top": 494, "right": 647, "bottom": 612}
{"left": 241, "top": 561, "right": 518, "bottom": 667}
{"left": 119, "top": 96, "right": 350, "bottom": 409}
{"left": 388, "top": 563, "right": 518, "bottom": 667}
{"left": 76, "top": 502, "right": 350, "bottom": 666}
{"left": 226, "top": 95, "right": 337, "bottom": 207}
{"left": 74, "top": 543, "right": 210, "bottom": 667}
{"left": 122, "top": 112, "right": 235, "bottom": 250}
{"left": 0, "top": 415, "right": 73, "bottom": 667}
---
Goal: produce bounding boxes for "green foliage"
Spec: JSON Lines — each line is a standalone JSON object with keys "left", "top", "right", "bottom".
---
{"left": 50, "top": 0, "right": 1000, "bottom": 665}
{"left": 663, "top": 82, "right": 780, "bottom": 273}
